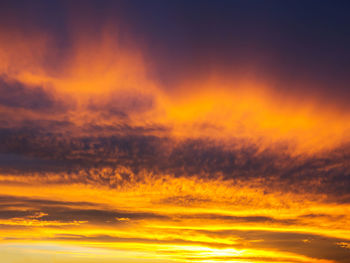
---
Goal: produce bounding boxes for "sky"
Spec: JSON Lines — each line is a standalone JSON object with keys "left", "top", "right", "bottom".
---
{"left": 0, "top": 1, "right": 350, "bottom": 262}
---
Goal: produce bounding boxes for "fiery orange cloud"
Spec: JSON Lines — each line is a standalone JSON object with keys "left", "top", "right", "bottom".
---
{"left": 1, "top": 27, "right": 350, "bottom": 154}
{"left": 2, "top": 27, "right": 349, "bottom": 155}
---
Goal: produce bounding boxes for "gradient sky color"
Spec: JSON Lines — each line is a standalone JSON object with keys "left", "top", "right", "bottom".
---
{"left": 0, "top": 1, "right": 350, "bottom": 263}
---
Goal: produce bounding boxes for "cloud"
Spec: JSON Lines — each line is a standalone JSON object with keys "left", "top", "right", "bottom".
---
{"left": 0, "top": 76, "right": 69, "bottom": 112}
{"left": 0, "top": 195, "right": 167, "bottom": 226}
{"left": 87, "top": 90, "right": 155, "bottom": 119}
{"left": 49, "top": 234, "right": 232, "bottom": 249}
{"left": 0, "top": 126, "right": 349, "bottom": 203}
{"left": 0, "top": 2, "right": 350, "bottom": 262}
{"left": 198, "top": 229, "right": 350, "bottom": 263}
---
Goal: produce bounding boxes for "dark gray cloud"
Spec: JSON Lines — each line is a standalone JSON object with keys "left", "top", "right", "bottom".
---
{"left": 2, "top": 195, "right": 341, "bottom": 230}
{"left": 88, "top": 90, "right": 155, "bottom": 119}
{"left": 0, "top": 76, "right": 69, "bottom": 112}
{"left": 0, "top": 195, "right": 167, "bottom": 225}
{"left": 38, "top": 208, "right": 167, "bottom": 224}
{"left": 0, "top": 153, "right": 69, "bottom": 173}
{"left": 156, "top": 194, "right": 212, "bottom": 207}
{"left": 0, "top": 125, "right": 349, "bottom": 203}
{"left": 180, "top": 213, "right": 298, "bottom": 225}
{"left": 0, "top": 195, "right": 95, "bottom": 208}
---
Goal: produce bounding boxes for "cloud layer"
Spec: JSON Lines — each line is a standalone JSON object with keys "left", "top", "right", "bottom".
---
{"left": 0, "top": 1, "right": 350, "bottom": 263}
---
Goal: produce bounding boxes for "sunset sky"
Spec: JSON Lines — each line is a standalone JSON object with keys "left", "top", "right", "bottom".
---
{"left": 0, "top": 1, "right": 350, "bottom": 263}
